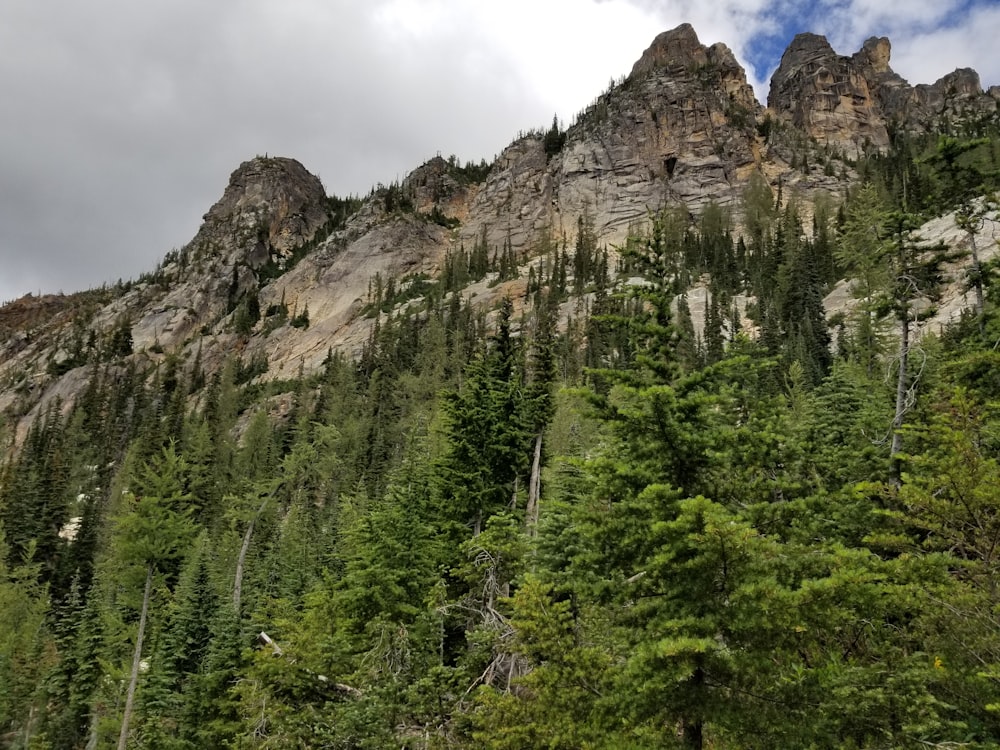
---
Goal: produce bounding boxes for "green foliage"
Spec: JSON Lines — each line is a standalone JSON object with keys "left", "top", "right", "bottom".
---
{"left": 0, "top": 402, "right": 72, "bottom": 579}
{"left": 289, "top": 304, "right": 309, "bottom": 329}
{"left": 382, "top": 181, "right": 414, "bottom": 213}
{"left": 116, "top": 444, "right": 196, "bottom": 571}
{"left": 363, "top": 272, "right": 439, "bottom": 317}
{"left": 772, "top": 199, "right": 832, "bottom": 383}
{"left": 106, "top": 314, "right": 134, "bottom": 359}
{"left": 0, "top": 526, "right": 51, "bottom": 745}
{"left": 426, "top": 204, "right": 461, "bottom": 228}
{"left": 7, "top": 123, "right": 1000, "bottom": 747}
{"left": 470, "top": 576, "right": 613, "bottom": 748}
{"left": 543, "top": 114, "right": 567, "bottom": 160}
{"left": 435, "top": 297, "right": 532, "bottom": 535}
{"left": 444, "top": 153, "right": 492, "bottom": 184}
{"left": 232, "top": 291, "right": 261, "bottom": 336}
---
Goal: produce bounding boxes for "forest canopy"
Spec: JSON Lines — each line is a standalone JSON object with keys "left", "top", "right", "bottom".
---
{"left": 2, "top": 129, "right": 1000, "bottom": 749}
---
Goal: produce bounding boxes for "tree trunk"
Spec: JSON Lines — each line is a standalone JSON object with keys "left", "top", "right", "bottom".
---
{"left": 118, "top": 565, "right": 153, "bottom": 750}
{"left": 683, "top": 720, "right": 704, "bottom": 750}
{"left": 684, "top": 721, "right": 705, "bottom": 750}
{"left": 890, "top": 305, "right": 910, "bottom": 485}
{"left": 233, "top": 496, "right": 269, "bottom": 614}
{"left": 683, "top": 665, "right": 705, "bottom": 750}
{"left": 85, "top": 711, "right": 99, "bottom": 750}
{"left": 525, "top": 433, "right": 543, "bottom": 537}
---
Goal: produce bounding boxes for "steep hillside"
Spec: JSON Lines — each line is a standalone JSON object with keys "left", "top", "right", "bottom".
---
{"left": 0, "top": 23, "right": 997, "bottom": 451}
{"left": 5, "top": 22, "right": 1000, "bottom": 750}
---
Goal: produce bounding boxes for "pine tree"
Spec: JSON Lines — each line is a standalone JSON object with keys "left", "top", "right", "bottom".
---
{"left": 774, "top": 200, "right": 832, "bottom": 384}
{"left": 675, "top": 293, "right": 701, "bottom": 370}
{"left": 883, "top": 210, "right": 951, "bottom": 481}
{"left": 435, "top": 297, "right": 532, "bottom": 540}
{"left": 0, "top": 525, "right": 50, "bottom": 747}
{"left": 571, "top": 211, "right": 597, "bottom": 294}
{"left": 928, "top": 136, "right": 999, "bottom": 333}
{"left": 837, "top": 183, "right": 893, "bottom": 373}
{"left": 113, "top": 443, "right": 196, "bottom": 750}
{"left": 0, "top": 401, "right": 72, "bottom": 581}
{"left": 741, "top": 170, "right": 777, "bottom": 298}
{"left": 523, "top": 291, "right": 558, "bottom": 535}
{"left": 891, "top": 389, "right": 1000, "bottom": 738}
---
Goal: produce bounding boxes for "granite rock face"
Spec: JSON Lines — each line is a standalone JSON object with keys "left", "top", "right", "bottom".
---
{"left": 458, "top": 23, "right": 763, "bottom": 258}
{"left": 768, "top": 33, "right": 890, "bottom": 156}
{"left": 883, "top": 67, "right": 998, "bottom": 131}
{"left": 403, "top": 155, "right": 477, "bottom": 224}
{"left": 769, "top": 33, "right": 997, "bottom": 156}
{"left": 2, "top": 24, "right": 997, "bottom": 447}
{"left": 119, "top": 158, "right": 335, "bottom": 371}
{"left": 191, "top": 156, "right": 332, "bottom": 268}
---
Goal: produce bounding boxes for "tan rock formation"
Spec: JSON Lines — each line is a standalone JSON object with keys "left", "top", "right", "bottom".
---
{"left": 459, "top": 23, "right": 763, "bottom": 260}
{"left": 1, "top": 23, "right": 996, "bottom": 450}
{"left": 768, "top": 33, "right": 889, "bottom": 156}
{"left": 770, "top": 33, "right": 996, "bottom": 156}
{"left": 191, "top": 156, "right": 332, "bottom": 268}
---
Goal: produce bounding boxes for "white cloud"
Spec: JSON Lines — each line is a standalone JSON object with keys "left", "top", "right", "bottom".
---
{"left": 796, "top": 1, "right": 1000, "bottom": 88}
{"left": 877, "top": 4, "right": 1000, "bottom": 88}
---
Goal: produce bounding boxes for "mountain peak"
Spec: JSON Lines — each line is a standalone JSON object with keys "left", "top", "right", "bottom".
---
{"left": 193, "top": 155, "right": 330, "bottom": 268}
{"left": 856, "top": 36, "right": 891, "bottom": 74}
{"left": 783, "top": 32, "right": 836, "bottom": 60}
{"left": 630, "top": 23, "right": 707, "bottom": 78}
{"left": 768, "top": 32, "right": 890, "bottom": 155}
{"left": 768, "top": 31, "right": 994, "bottom": 156}
{"left": 2, "top": 22, "right": 996, "bottom": 459}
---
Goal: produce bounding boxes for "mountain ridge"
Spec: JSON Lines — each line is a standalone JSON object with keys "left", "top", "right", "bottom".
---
{"left": 1, "top": 22, "right": 997, "bottom": 449}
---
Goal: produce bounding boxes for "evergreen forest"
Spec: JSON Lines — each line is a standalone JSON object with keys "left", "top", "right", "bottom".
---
{"left": 4, "top": 130, "right": 1000, "bottom": 749}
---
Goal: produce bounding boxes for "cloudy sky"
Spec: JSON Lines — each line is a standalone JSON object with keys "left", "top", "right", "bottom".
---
{"left": 2, "top": 0, "right": 998, "bottom": 304}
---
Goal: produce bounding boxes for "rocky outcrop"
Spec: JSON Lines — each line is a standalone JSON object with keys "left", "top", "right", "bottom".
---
{"left": 770, "top": 33, "right": 997, "bottom": 156}
{"left": 855, "top": 34, "right": 999, "bottom": 132}
{"left": 567, "top": 24, "right": 762, "bottom": 212}
{"left": 768, "top": 33, "right": 889, "bottom": 156}
{"left": 880, "top": 67, "right": 998, "bottom": 132}
{"left": 403, "top": 155, "right": 478, "bottom": 224}
{"left": 190, "top": 156, "right": 332, "bottom": 269}
{"left": 0, "top": 157, "right": 338, "bottom": 435}
{"left": 458, "top": 23, "right": 764, "bottom": 258}
{"left": 2, "top": 23, "right": 997, "bottom": 449}
{"left": 244, "top": 213, "right": 452, "bottom": 374}
{"left": 630, "top": 22, "right": 759, "bottom": 109}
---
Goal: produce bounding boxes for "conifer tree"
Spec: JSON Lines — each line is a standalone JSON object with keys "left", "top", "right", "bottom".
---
{"left": 0, "top": 525, "right": 49, "bottom": 747}
{"left": 138, "top": 532, "right": 218, "bottom": 749}
{"left": 837, "top": 183, "right": 893, "bottom": 373}
{"left": 113, "top": 443, "right": 196, "bottom": 750}
{"left": 437, "top": 298, "right": 531, "bottom": 537}
{"left": 0, "top": 401, "right": 71, "bottom": 580}
{"left": 741, "top": 170, "right": 777, "bottom": 298}
{"left": 774, "top": 199, "right": 832, "bottom": 383}
{"left": 929, "top": 136, "right": 999, "bottom": 332}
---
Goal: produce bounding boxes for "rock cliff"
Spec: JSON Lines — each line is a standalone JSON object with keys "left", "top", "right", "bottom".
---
{"left": 456, "top": 23, "right": 764, "bottom": 259}
{"left": 768, "top": 33, "right": 889, "bottom": 156}
{"left": 193, "top": 156, "right": 332, "bottom": 267}
{"left": 769, "top": 32, "right": 999, "bottom": 156}
{"left": 1, "top": 23, "right": 997, "bottom": 449}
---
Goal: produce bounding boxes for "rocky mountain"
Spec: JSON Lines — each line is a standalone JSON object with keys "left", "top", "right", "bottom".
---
{"left": 458, "top": 21, "right": 763, "bottom": 257}
{"left": 768, "top": 33, "right": 1000, "bottom": 156}
{"left": 1, "top": 23, "right": 997, "bottom": 449}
